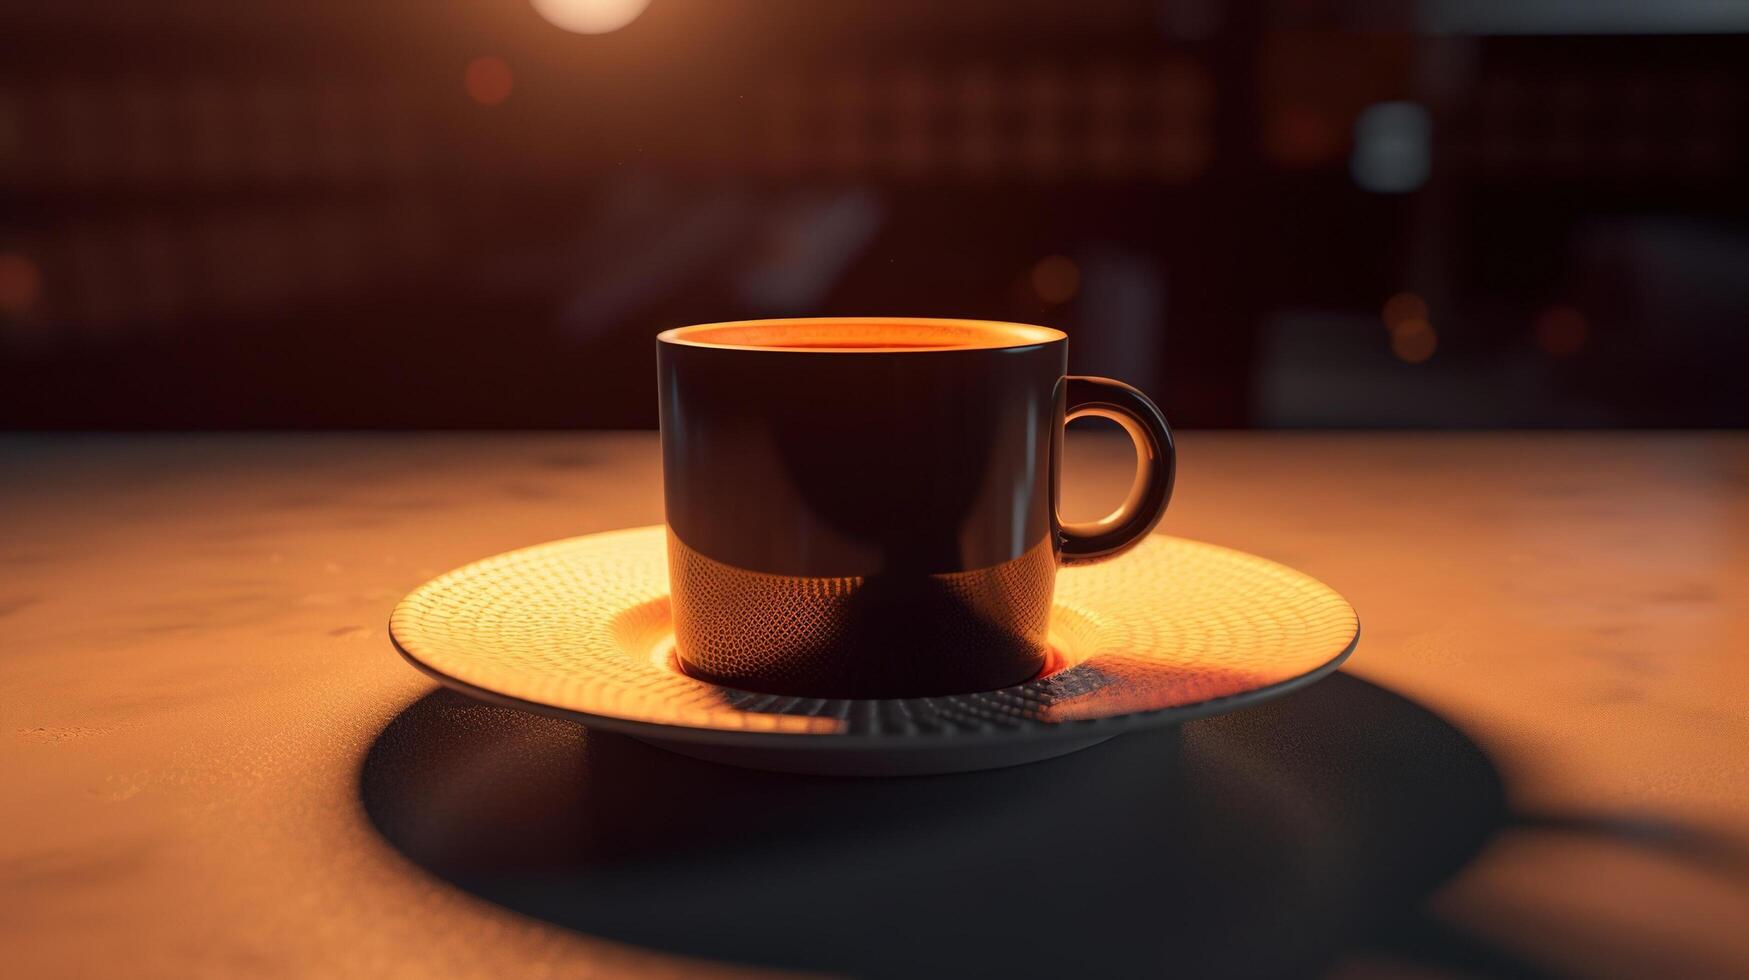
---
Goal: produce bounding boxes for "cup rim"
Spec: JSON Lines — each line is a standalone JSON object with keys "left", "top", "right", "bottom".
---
{"left": 657, "top": 317, "right": 1065, "bottom": 353}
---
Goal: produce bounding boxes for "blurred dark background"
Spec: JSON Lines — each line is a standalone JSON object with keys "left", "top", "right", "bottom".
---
{"left": 1, "top": 0, "right": 1745, "bottom": 429}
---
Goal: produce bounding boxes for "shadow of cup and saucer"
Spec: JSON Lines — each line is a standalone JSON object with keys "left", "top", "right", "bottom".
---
{"left": 361, "top": 671, "right": 1528, "bottom": 978}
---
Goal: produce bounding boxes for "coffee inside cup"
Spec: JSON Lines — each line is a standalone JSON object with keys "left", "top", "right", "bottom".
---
{"left": 660, "top": 319, "right": 1063, "bottom": 352}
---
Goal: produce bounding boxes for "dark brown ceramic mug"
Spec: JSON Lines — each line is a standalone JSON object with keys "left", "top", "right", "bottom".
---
{"left": 657, "top": 317, "right": 1174, "bottom": 699}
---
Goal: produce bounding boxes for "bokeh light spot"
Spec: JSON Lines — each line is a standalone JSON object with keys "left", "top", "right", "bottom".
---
{"left": 531, "top": 0, "right": 651, "bottom": 35}
{"left": 1390, "top": 318, "right": 1437, "bottom": 363}
{"left": 1030, "top": 255, "right": 1080, "bottom": 305}
{"left": 465, "top": 57, "right": 514, "bottom": 107}
{"left": 0, "top": 252, "right": 42, "bottom": 315}
{"left": 1352, "top": 101, "right": 1432, "bottom": 193}
{"left": 1535, "top": 306, "right": 1589, "bottom": 357}
{"left": 1382, "top": 291, "right": 1427, "bottom": 328}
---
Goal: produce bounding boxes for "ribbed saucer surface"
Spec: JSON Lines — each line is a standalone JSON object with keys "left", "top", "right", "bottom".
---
{"left": 390, "top": 526, "right": 1358, "bottom": 753}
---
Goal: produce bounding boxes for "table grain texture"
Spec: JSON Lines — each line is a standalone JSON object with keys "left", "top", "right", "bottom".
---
{"left": 3, "top": 433, "right": 1745, "bottom": 979}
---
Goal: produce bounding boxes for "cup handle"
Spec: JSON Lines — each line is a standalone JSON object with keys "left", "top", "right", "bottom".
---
{"left": 1058, "top": 376, "right": 1176, "bottom": 565}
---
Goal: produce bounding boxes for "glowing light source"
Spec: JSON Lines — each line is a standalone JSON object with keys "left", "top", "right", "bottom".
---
{"left": 1390, "top": 318, "right": 1437, "bottom": 363}
{"left": 0, "top": 252, "right": 42, "bottom": 315}
{"left": 464, "top": 57, "right": 514, "bottom": 107}
{"left": 530, "top": 0, "right": 651, "bottom": 35}
{"left": 1030, "top": 255, "right": 1080, "bottom": 305}
{"left": 1535, "top": 306, "right": 1588, "bottom": 357}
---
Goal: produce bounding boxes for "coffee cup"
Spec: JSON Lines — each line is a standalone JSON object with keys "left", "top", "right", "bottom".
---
{"left": 658, "top": 317, "right": 1173, "bottom": 698}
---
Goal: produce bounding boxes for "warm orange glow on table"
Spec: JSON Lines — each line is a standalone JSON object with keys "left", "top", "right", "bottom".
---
{"left": 4, "top": 432, "right": 1747, "bottom": 977}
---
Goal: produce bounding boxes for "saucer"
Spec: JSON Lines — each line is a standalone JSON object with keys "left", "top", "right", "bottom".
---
{"left": 389, "top": 526, "right": 1358, "bottom": 776}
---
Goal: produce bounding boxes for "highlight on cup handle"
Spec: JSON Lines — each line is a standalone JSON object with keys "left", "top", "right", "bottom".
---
{"left": 1057, "top": 375, "right": 1176, "bottom": 565}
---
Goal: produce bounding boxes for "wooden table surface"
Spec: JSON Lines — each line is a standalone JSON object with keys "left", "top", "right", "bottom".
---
{"left": 4, "top": 433, "right": 1746, "bottom": 978}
